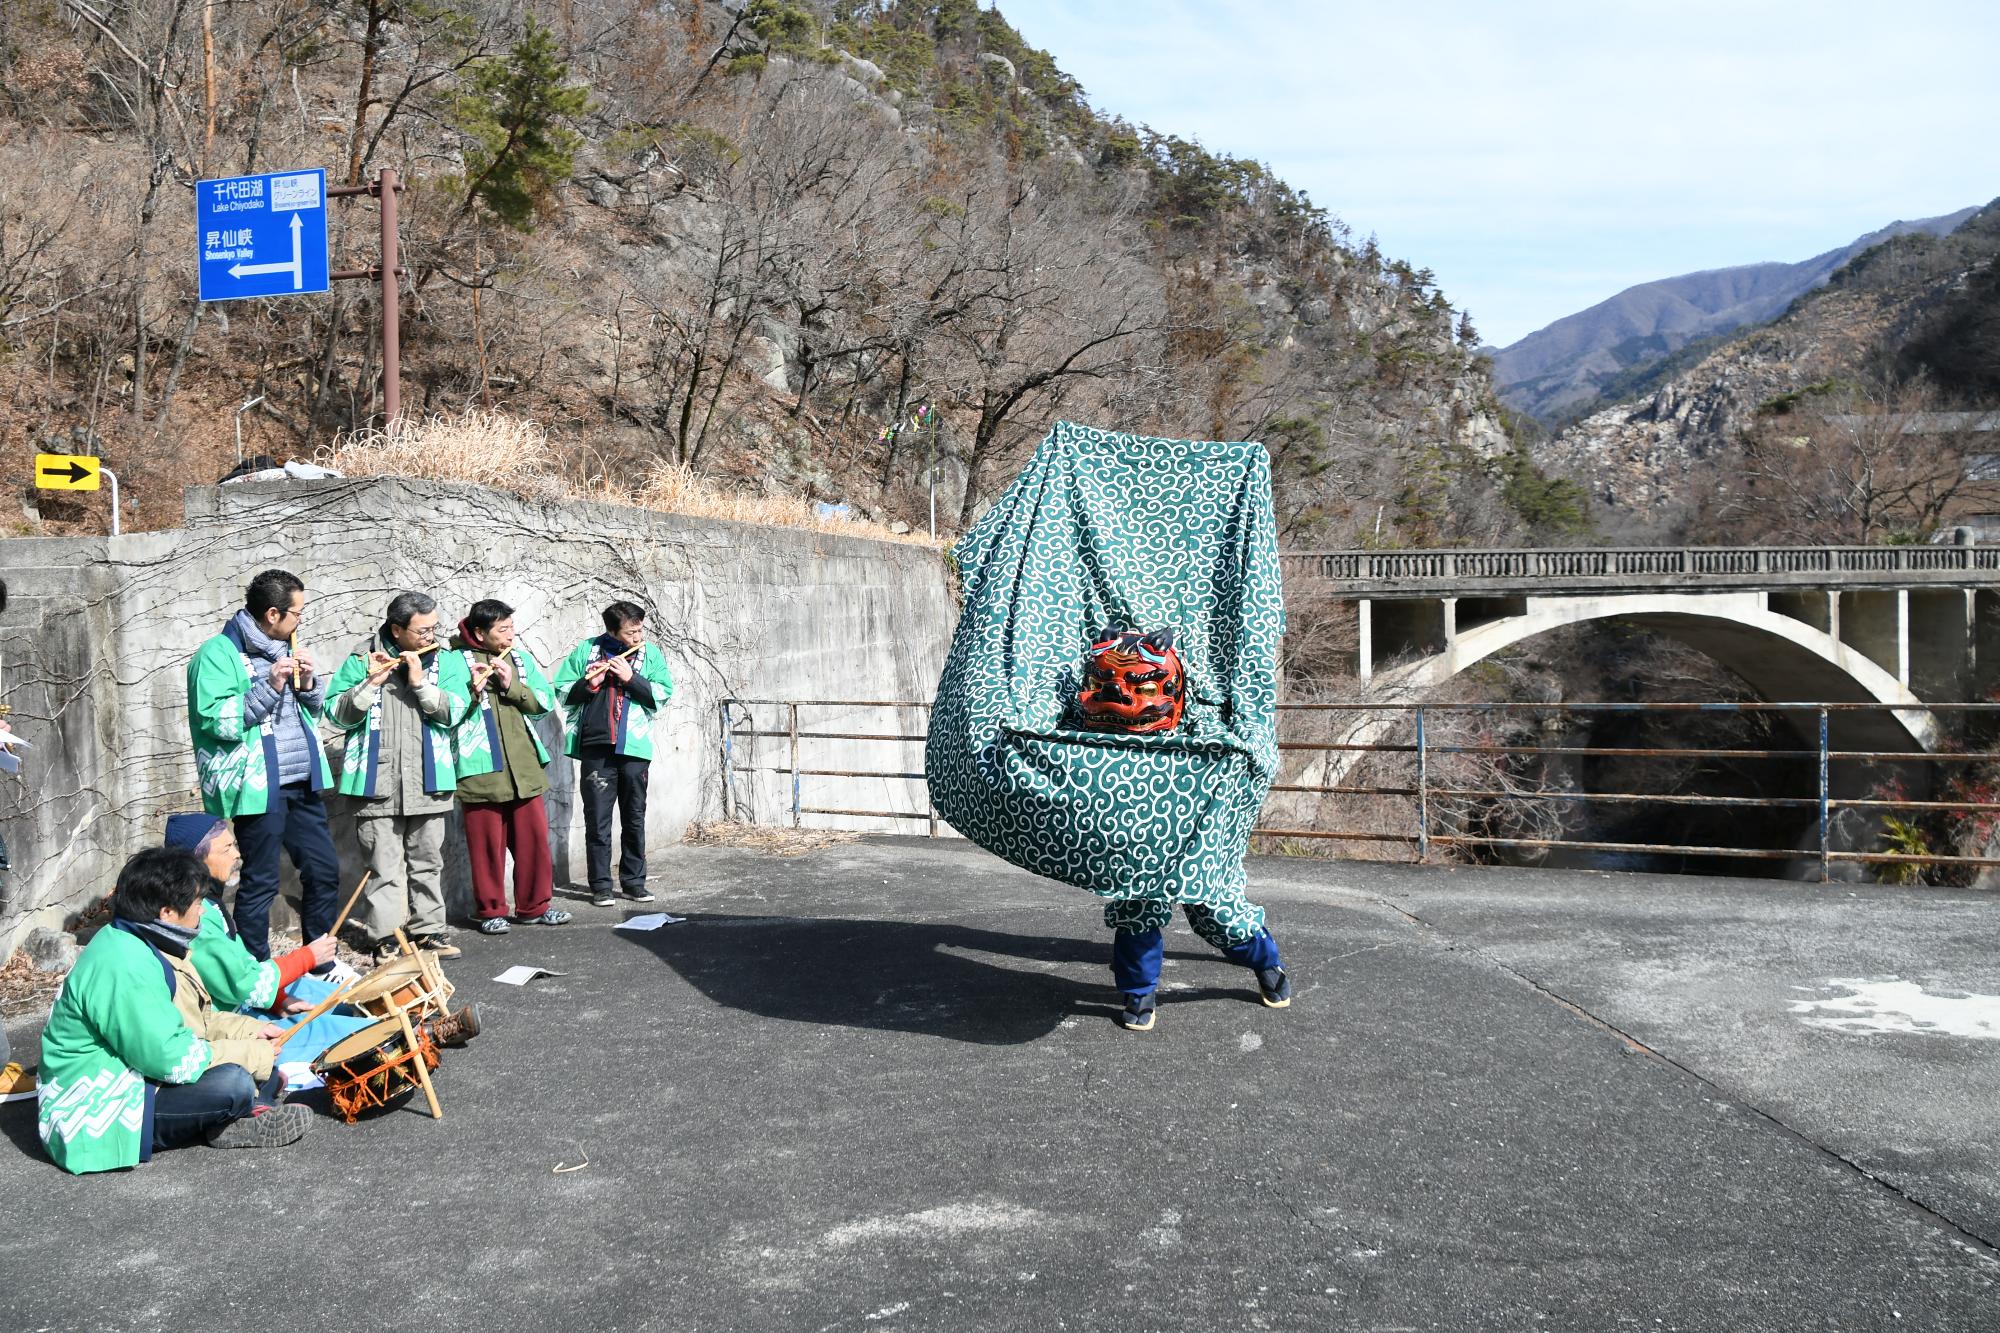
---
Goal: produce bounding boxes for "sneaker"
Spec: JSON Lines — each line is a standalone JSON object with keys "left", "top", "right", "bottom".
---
{"left": 478, "top": 917, "right": 511, "bottom": 936}
{"left": 620, "top": 884, "right": 656, "bottom": 903}
{"left": 1117, "top": 992, "right": 1157, "bottom": 1032}
{"left": 372, "top": 940, "right": 404, "bottom": 966}
{"left": 591, "top": 888, "right": 616, "bottom": 907}
{"left": 516, "top": 908, "right": 573, "bottom": 926}
{"left": 207, "top": 1103, "right": 312, "bottom": 1149}
{"left": 424, "top": 1003, "right": 481, "bottom": 1048}
{"left": 416, "top": 935, "right": 462, "bottom": 959}
{"left": 0, "top": 1061, "right": 37, "bottom": 1098}
{"left": 1255, "top": 966, "right": 1293, "bottom": 1009}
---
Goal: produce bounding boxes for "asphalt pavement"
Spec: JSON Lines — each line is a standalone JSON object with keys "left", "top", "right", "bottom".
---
{"left": 2, "top": 839, "right": 1996, "bottom": 1332}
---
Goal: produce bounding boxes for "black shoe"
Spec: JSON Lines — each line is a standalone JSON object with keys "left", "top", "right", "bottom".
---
{"left": 207, "top": 1104, "right": 312, "bottom": 1149}
{"left": 1256, "top": 966, "right": 1292, "bottom": 1009}
{"left": 620, "top": 884, "right": 656, "bottom": 903}
{"left": 591, "top": 888, "right": 616, "bottom": 907}
{"left": 1117, "top": 992, "right": 1157, "bottom": 1032}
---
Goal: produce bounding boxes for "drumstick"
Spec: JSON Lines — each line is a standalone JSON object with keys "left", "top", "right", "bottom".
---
{"left": 271, "top": 976, "right": 363, "bottom": 1051}
{"left": 327, "top": 871, "right": 373, "bottom": 940}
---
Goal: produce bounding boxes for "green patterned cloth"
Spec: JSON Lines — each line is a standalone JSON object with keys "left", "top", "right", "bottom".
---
{"left": 925, "top": 421, "right": 1284, "bottom": 937}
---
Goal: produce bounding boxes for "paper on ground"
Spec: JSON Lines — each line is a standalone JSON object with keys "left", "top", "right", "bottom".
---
{"left": 494, "top": 964, "right": 564, "bottom": 986}
{"left": 614, "top": 912, "right": 686, "bottom": 932}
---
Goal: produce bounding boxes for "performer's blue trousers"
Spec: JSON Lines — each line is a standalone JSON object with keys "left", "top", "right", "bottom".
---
{"left": 1112, "top": 923, "right": 1282, "bottom": 998}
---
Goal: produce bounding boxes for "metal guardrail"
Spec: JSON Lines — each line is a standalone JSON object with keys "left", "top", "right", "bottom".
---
{"left": 1281, "top": 544, "right": 2000, "bottom": 588}
{"left": 719, "top": 698, "right": 2000, "bottom": 883}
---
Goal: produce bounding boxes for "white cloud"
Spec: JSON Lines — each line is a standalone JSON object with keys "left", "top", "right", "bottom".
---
{"left": 997, "top": 0, "right": 2000, "bottom": 343}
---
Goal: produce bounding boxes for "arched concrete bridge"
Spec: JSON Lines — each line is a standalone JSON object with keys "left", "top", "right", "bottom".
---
{"left": 1281, "top": 543, "right": 2000, "bottom": 752}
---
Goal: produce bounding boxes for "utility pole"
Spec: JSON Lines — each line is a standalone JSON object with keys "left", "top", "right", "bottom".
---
{"left": 329, "top": 167, "right": 405, "bottom": 426}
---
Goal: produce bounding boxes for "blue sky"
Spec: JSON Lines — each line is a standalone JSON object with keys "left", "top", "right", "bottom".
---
{"left": 996, "top": 1, "right": 2000, "bottom": 347}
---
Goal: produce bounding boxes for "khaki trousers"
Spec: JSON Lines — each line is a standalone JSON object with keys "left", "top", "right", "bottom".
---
{"left": 355, "top": 811, "right": 448, "bottom": 942}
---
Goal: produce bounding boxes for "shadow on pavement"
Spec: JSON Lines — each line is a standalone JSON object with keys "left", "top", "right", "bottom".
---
{"left": 616, "top": 914, "right": 1253, "bottom": 1045}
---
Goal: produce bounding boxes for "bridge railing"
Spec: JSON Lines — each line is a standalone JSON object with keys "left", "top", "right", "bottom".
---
{"left": 717, "top": 698, "right": 2000, "bottom": 885}
{"left": 1284, "top": 544, "right": 2000, "bottom": 584}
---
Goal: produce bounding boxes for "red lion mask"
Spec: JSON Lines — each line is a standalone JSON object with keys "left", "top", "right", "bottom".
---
{"left": 1077, "top": 628, "right": 1186, "bottom": 734}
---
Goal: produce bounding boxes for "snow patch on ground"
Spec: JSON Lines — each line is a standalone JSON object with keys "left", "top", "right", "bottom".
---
{"left": 1790, "top": 978, "right": 2000, "bottom": 1040}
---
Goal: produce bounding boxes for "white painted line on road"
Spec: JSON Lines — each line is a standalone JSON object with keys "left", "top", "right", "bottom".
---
{"left": 1790, "top": 978, "right": 2000, "bottom": 1040}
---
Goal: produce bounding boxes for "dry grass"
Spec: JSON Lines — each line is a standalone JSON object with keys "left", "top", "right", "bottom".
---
{"left": 683, "top": 821, "right": 861, "bottom": 856}
{"left": 322, "top": 410, "right": 938, "bottom": 546}
{"left": 0, "top": 950, "right": 66, "bottom": 1020}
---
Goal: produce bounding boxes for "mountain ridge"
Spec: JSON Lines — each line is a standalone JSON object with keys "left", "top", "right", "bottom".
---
{"left": 1491, "top": 208, "right": 1979, "bottom": 424}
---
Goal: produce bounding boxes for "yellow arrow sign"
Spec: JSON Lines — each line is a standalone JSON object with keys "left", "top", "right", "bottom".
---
{"left": 35, "top": 452, "right": 101, "bottom": 492}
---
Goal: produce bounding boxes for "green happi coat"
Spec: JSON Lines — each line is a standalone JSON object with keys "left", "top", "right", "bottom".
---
{"left": 190, "top": 905, "right": 284, "bottom": 1011}
{"left": 38, "top": 926, "right": 216, "bottom": 1174}
{"left": 450, "top": 646, "right": 557, "bottom": 778}
{"left": 186, "top": 625, "right": 334, "bottom": 818}
{"left": 324, "top": 640, "right": 475, "bottom": 796}
{"left": 553, "top": 639, "right": 674, "bottom": 759}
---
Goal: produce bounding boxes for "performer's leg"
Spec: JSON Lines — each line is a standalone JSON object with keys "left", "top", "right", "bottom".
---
{"left": 615, "top": 755, "right": 651, "bottom": 898}
{"left": 510, "top": 793, "right": 555, "bottom": 919}
{"left": 280, "top": 785, "right": 342, "bottom": 944}
{"left": 151, "top": 1064, "right": 257, "bottom": 1150}
{"left": 1105, "top": 898, "right": 1172, "bottom": 1031}
{"left": 230, "top": 797, "right": 290, "bottom": 962}
{"left": 403, "top": 811, "right": 449, "bottom": 939}
{"left": 463, "top": 802, "right": 509, "bottom": 921}
{"left": 578, "top": 750, "right": 616, "bottom": 900}
{"left": 1185, "top": 892, "right": 1290, "bottom": 1007}
{"left": 354, "top": 813, "right": 409, "bottom": 945}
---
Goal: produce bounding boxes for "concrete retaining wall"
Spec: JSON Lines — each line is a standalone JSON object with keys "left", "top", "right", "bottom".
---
{"left": 0, "top": 477, "right": 956, "bottom": 954}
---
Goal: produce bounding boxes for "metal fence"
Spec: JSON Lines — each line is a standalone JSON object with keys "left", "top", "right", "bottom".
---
{"left": 718, "top": 698, "right": 2000, "bottom": 882}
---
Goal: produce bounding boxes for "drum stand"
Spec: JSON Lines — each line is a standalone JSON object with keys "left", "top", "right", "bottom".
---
{"left": 392, "top": 930, "right": 445, "bottom": 1120}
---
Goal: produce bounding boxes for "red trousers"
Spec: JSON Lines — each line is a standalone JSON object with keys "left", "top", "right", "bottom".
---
{"left": 463, "top": 794, "right": 554, "bottom": 920}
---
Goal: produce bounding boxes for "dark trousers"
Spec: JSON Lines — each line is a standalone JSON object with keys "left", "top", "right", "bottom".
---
{"left": 232, "top": 782, "right": 341, "bottom": 961}
{"left": 578, "top": 750, "right": 650, "bottom": 894}
{"left": 151, "top": 1063, "right": 282, "bottom": 1151}
{"left": 464, "top": 794, "right": 554, "bottom": 920}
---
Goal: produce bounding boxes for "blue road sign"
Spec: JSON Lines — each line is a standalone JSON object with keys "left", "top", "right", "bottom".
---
{"left": 196, "top": 168, "right": 330, "bottom": 303}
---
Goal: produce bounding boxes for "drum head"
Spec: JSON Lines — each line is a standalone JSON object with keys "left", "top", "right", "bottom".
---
{"left": 344, "top": 956, "right": 427, "bottom": 1005}
{"left": 312, "top": 1016, "right": 408, "bottom": 1071}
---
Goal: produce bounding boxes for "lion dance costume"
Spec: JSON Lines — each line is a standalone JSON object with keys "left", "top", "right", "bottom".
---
{"left": 925, "top": 420, "right": 1291, "bottom": 1030}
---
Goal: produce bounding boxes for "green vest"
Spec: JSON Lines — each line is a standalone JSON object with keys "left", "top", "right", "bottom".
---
{"left": 186, "top": 631, "right": 334, "bottom": 818}
{"left": 39, "top": 926, "right": 215, "bottom": 1175}
{"left": 553, "top": 638, "right": 674, "bottom": 760}
{"left": 325, "top": 641, "right": 474, "bottom": 797}
{"left": 450, "top": 647, "right": 556, "bottom": 779}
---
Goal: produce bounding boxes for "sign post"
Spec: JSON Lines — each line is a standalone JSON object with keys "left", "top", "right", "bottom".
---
{"left": 35, "top": 453, "right": 121, "bottom": 535}
{"left": 197, "top": 165, "right": 404, "bottom": 425}
{"left": 196, "top": 169, "right": 331, "bottom": 302}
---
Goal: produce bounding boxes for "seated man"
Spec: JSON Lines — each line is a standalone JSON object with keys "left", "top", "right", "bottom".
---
{"left": 164, "top": 812, "right": 480, "bottom": 1051}
{"left": 38, "top": 848, "right": 312, "bottom": 1173}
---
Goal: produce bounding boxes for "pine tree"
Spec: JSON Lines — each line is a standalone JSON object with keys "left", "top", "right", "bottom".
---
{"left": 450, "top": 19, "right": 590, "bottom": 231}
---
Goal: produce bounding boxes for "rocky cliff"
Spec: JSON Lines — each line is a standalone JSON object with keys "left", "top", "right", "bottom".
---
{"left": 1530, "top": 200, "right": 2000, "bottom": 540}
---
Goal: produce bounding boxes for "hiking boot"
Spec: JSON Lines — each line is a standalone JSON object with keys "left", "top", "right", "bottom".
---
{"left": 1117, "top": 992, "right": 1157, "bottom": 1032}
{"left": 425, "top": 1004, "right": 481, "bottom": 1048}
{"left": 416, "top": 934, "right": 462, "bottom": 959}
{"left": 620, "top": 884, "right": 657, "bottom": 902}
{"left": 0, "top": 1061, "right": 36, "bottom": 1098}
{"left": 516, "top": 908, "right": 573, "bottom": 926}
{"left": 207, "top": 1103, "right": 312, "bottom": 1149}
{"left": 1255, "top": 966, "right": 1293, "bottom": 1009}
{"left": 478, "top": 917, "right": 512, "bottom": 935}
